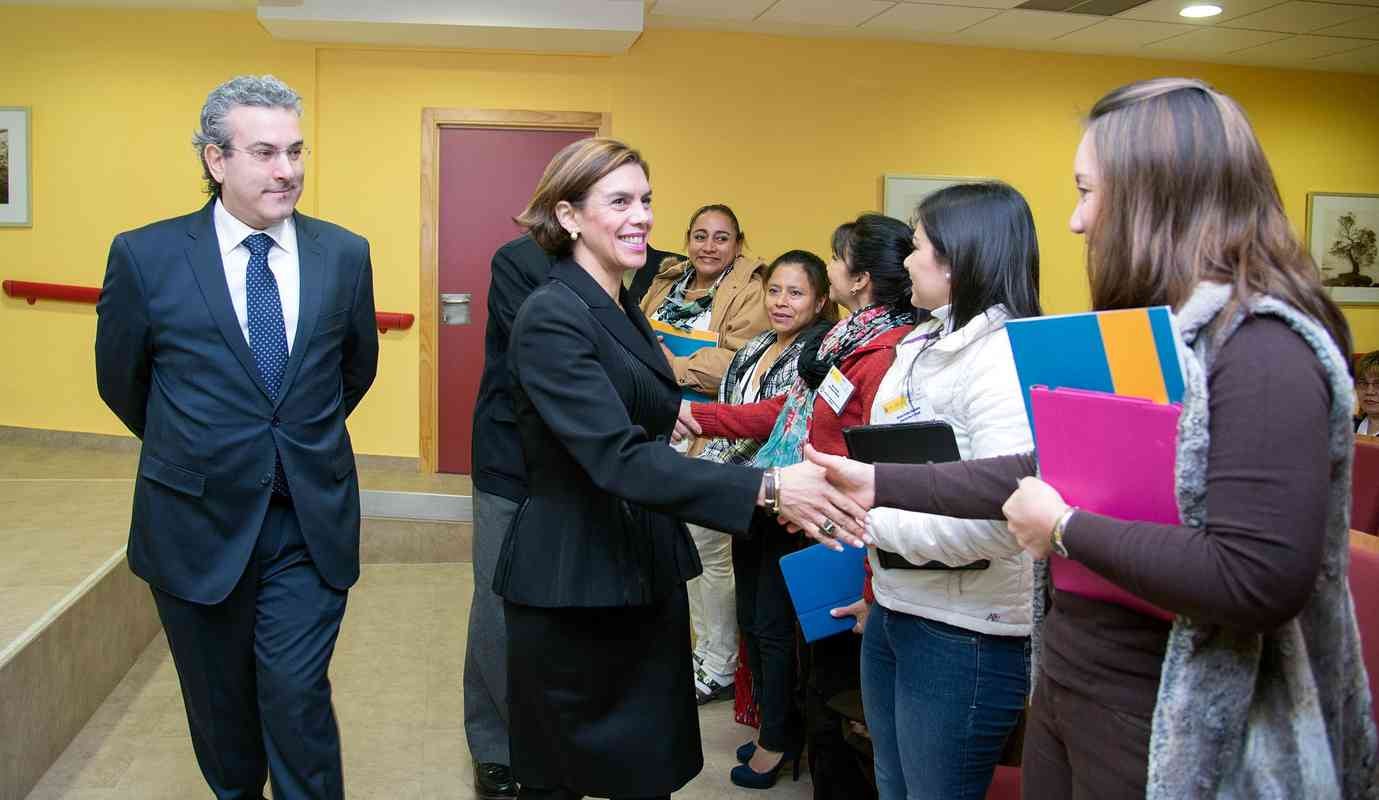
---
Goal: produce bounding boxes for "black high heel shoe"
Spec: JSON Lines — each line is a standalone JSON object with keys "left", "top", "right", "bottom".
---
{"left": 729, "top": 748, "right": 802, "bottom": 789}
{"left": 736, "top": 741, "right": 757, "bottom": 764}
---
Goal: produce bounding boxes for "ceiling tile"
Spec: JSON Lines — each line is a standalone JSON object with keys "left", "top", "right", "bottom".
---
{"left": 757, "top": 0, "right": 898, "bottom": 27}
{"left": 1221, "top": 1, "right": 1375, "bottom": 33}
{"left": 958, "top": 9, "right": 1103, "bottom": 38}
{"left": 1307, "top": 41, "right": 1379, "bottom": 70}
{"left": 648, "top": 0, "right": 777, "bottom": 21}
{"left": 863, "top": 2, "right": 1003, "bottom": 32}
{"left": 1054, "top": 17, "right": 1196, "bottom": 45}
{"left": 1116, "top": 0, "right": 1290, "bottom": 25}
{"left": 1232, "top": 32, "right": 1372, "bottom": 58}
{"left": 1142, "top": 24, "right": 1290, "bottom": 51}
{"left": 1316, "top": 12, "right": 1379, "bottom": 38}
{"left": 894, "top": 0, "right": 1028, "bottom": 10}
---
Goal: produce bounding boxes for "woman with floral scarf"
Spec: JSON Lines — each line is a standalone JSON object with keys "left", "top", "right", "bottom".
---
{"left": 679, "top": 213, "right": 918, "bottom": 792}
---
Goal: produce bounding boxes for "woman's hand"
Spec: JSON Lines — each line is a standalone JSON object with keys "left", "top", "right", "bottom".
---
{"left": 830, "top": 598, "right": 870, "bottom": 635}
{"left": 776, "top": 461, "right": 869, "bottom": 549}
{"left": 672, "top": 399, "right": 702, "bottom": 443}
{"left": 1001, "top": 477, "right": 1069, "bottom": 559}
{"left": 805, "top": 444, "right": 876, "bottom": 511}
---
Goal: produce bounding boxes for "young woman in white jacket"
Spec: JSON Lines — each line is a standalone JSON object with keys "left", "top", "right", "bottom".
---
{"left": 860, "top": 182, "right": 1042, "bottom": 800}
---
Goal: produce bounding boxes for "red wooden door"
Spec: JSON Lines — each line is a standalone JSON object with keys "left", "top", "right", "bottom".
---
{"left": 437, "top": 126, "right": 592, "bottom": 474}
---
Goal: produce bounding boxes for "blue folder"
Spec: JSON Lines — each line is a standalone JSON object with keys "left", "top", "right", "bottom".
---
{"left": 779, "top": 543, "right": 868, "bottom": 642}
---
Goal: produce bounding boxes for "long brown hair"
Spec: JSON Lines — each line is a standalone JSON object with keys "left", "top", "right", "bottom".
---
{"left": 1084, "top": 78, "right": 1350, "bottom": 356}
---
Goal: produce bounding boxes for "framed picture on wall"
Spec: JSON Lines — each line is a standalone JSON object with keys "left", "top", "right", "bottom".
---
{"left": 0, "top": 107, "right": 32, "bottom": 227}
{"left": 881, "top": 174, "right": 987, "bottom": 223}
{"left": 1309, "top": 191, "right": 1379, "bottom": 306}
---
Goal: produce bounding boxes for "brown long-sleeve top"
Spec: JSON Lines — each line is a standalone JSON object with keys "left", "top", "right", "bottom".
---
{"left": 873, "top": 316, "right": 1333, "bottom": 714}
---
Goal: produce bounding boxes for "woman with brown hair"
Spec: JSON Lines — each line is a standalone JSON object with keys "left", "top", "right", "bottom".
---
{"left": 640, "top": 204, "right": 770, "bottom": 398}
{"left": 797, "top": 78, "right": 1377, "bottom": 798}
{"left": 496, "top": 137, "right": 864, "bottom": 800}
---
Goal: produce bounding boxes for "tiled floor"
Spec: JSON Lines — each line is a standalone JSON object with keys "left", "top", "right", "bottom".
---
{"left": 24, "top": 564, "right": 814, "bottom": 799}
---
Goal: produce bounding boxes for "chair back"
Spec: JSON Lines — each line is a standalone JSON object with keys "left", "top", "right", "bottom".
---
{"left": 1350, "top": 531, "right": 1379, "bottom": 733}
{"left": 1353, "top": 438, "right": 1379, "bottom": 534}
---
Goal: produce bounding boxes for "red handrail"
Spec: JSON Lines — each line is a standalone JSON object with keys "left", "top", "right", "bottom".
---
{"left": 3, "top": 280, "right": 414, "bottom": 333}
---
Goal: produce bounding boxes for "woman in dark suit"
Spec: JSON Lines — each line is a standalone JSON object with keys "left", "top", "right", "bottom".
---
{"left": 496, "top": 138, "right": 865, "bottom": 800}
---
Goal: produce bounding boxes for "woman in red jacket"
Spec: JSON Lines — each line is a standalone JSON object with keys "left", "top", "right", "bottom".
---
{"left": 679, "top": 213, "right": 917, "bottom": 791}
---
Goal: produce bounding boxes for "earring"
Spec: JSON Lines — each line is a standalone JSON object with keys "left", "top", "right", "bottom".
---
{"left": 945, "top": 272, "right": 951, "bottom": 280}
{"left": 570, "top": 230, "right": 580, "bottom": 241}
{"left": 850, "top": 286, "right": 859, "bottom": 295}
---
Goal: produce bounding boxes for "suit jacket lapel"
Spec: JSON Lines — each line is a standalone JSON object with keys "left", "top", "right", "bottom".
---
{"left": 274, "top": 212, "right": 323, "bottom": 409}
{"left": 184, "top": 201, "right": 276, "bottom": 404}
{"left": 553, "top": 260, "right": 676, "bottom": 384}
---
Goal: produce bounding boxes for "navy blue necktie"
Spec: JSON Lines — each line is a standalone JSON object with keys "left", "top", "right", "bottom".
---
{"left": 244, "top": 233, "right": 290, "bottom": 496}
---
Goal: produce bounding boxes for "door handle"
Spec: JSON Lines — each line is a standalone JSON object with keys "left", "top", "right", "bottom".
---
{"left": 440, "top": 292, "right": 472, "bottom": 325}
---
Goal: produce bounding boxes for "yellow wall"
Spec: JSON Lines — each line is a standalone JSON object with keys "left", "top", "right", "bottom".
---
{"left": 3, "top": 6, "right": 1378, "bottom": 457}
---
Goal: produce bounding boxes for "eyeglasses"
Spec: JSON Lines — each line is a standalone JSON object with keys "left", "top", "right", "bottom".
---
{"left": 222, "top": 145, "right": 310, "bottom": 163}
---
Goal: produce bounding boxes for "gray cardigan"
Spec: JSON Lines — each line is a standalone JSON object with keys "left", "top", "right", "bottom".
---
{"left": 1129, "top": 283, "right": 1374, "bottom": 798}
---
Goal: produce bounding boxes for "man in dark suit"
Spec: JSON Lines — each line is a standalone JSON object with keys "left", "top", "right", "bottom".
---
{"left": 95, "top": 75, "right": 377, "bottom": 800}
{"left": 465, "top": 233, "right": 675, "bottom": 799}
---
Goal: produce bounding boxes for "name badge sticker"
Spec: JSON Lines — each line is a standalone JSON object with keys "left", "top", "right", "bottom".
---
{"left": 818, "top": 365, "right": 855, "bottom": 416}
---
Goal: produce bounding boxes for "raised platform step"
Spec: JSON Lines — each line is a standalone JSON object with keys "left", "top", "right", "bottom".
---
{"left": 0, "top": 427, "right": 476, "bottom": 800}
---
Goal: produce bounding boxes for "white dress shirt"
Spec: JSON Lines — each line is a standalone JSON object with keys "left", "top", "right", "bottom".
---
{"left": 212, "top": 199, "right": 301, "bottom": 354}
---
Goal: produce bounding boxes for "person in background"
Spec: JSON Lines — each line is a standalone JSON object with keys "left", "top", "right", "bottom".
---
{"left": 685, "top": 249, "right": 835, "bottom": 706}
{"left": 467, "top": 226, "right": 676, "bottom": 800}
{"left": 799, "top": 78, "right": 1376, "bottom": 799}
{"left": 641, "top": 204, "right": 770, "bottom": 398}
{"left": 639, "top": 203, "right": 770, "bottom": 703}
{"left": 1355, "top": 351, "right": 1379, "bottom": 434}
{"left": 679, "top": 214, "right": 918, "bottom": 791}
{"left": 858, "top": 182, "right": 1041, "bottom": 800}
{"left": 496, "top": 137, "right": 865, "bottom": 800}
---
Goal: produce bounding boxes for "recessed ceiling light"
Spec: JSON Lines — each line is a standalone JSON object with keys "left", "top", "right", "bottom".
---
{"left": 1180, "top": 4, "right": 1224, "bottom": 17}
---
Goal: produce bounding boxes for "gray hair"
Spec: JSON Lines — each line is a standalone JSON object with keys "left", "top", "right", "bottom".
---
{"left": 192, "top": 74, "right": 303, "bottom": 196}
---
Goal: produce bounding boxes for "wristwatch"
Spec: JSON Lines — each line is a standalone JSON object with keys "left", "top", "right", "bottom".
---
{"left": 1050, "top": 505, "right": 1076, "bottom": 558}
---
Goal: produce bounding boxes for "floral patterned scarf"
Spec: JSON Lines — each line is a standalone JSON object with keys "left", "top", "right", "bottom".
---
{"left": 750, "top": 304, "right": 917, "bottom": 468}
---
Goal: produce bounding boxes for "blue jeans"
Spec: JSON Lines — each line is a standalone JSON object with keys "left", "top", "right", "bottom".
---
{"left": 861, "top": 605, "right": 1029, "bottom": 800}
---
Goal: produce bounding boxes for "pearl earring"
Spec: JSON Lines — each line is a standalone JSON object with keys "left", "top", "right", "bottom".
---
{"left": 570, "top": 230, "right": 580, "bottom": 241}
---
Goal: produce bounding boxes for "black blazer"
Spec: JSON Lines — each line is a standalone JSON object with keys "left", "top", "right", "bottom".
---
{"left": 495, "top": 259, "right": 760, "bottom": 607}
{"left": 95, "top": 200, "right": 379, "bottom": 604}
{"left": 471, "top": 234, "right": 678, "bottom": 502}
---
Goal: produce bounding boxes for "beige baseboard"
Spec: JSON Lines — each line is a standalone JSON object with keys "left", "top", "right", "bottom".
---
{"left": 0, "top": 425, "right": 423, "bottom": 472}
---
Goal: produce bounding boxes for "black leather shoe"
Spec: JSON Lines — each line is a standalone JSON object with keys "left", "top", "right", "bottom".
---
{"left": 474, "top": 760, "right": 519, "bottom": 800}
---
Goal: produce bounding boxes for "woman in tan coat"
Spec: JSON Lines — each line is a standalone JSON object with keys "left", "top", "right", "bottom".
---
{"left": 640, "top": 203, "right": 770, "bottom": 706}
{"left": 641, "top": 204, "right": 770, "bottom": 399}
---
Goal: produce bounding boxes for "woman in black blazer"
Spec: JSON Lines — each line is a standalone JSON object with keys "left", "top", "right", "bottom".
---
{"left": 495, "top": 138, "right": 865, "bottom": 800}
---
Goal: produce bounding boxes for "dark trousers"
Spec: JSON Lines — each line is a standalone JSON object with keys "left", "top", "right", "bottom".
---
{"left": 465, "top": 490, "right": 517, "bottom": 764}
{"left": 1022, "top": 675, "right": 1153, "bottom": 799}
{"left": 151, "top": 499, "right": 348, "bottom": 800}
{"left": 733, "top": 517, "right": 803, "bottom": 753}
{"left": 803, "top": 629, "right": 875, "bottom": 800}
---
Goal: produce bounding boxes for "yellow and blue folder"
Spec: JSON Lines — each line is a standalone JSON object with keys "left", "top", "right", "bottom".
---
{"left": 648, "top": 319, "right": 718, "bottom": 403}
{"left": 1006, "top": 306, "right": 1186, "bottom": 436}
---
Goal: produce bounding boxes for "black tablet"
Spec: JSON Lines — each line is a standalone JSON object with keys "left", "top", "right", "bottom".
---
{"left": 842, "top": 420, "right": 960, "bottom": 465}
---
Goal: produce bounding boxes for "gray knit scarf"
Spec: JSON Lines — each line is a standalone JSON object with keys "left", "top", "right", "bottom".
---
{"left": 1032, "top": 281, "right": 1378, "bottom": 799}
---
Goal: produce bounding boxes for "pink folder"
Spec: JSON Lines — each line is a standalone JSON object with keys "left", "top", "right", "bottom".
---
{"left": 1030, "top": 386, "right": 1180, "bottom": 620}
